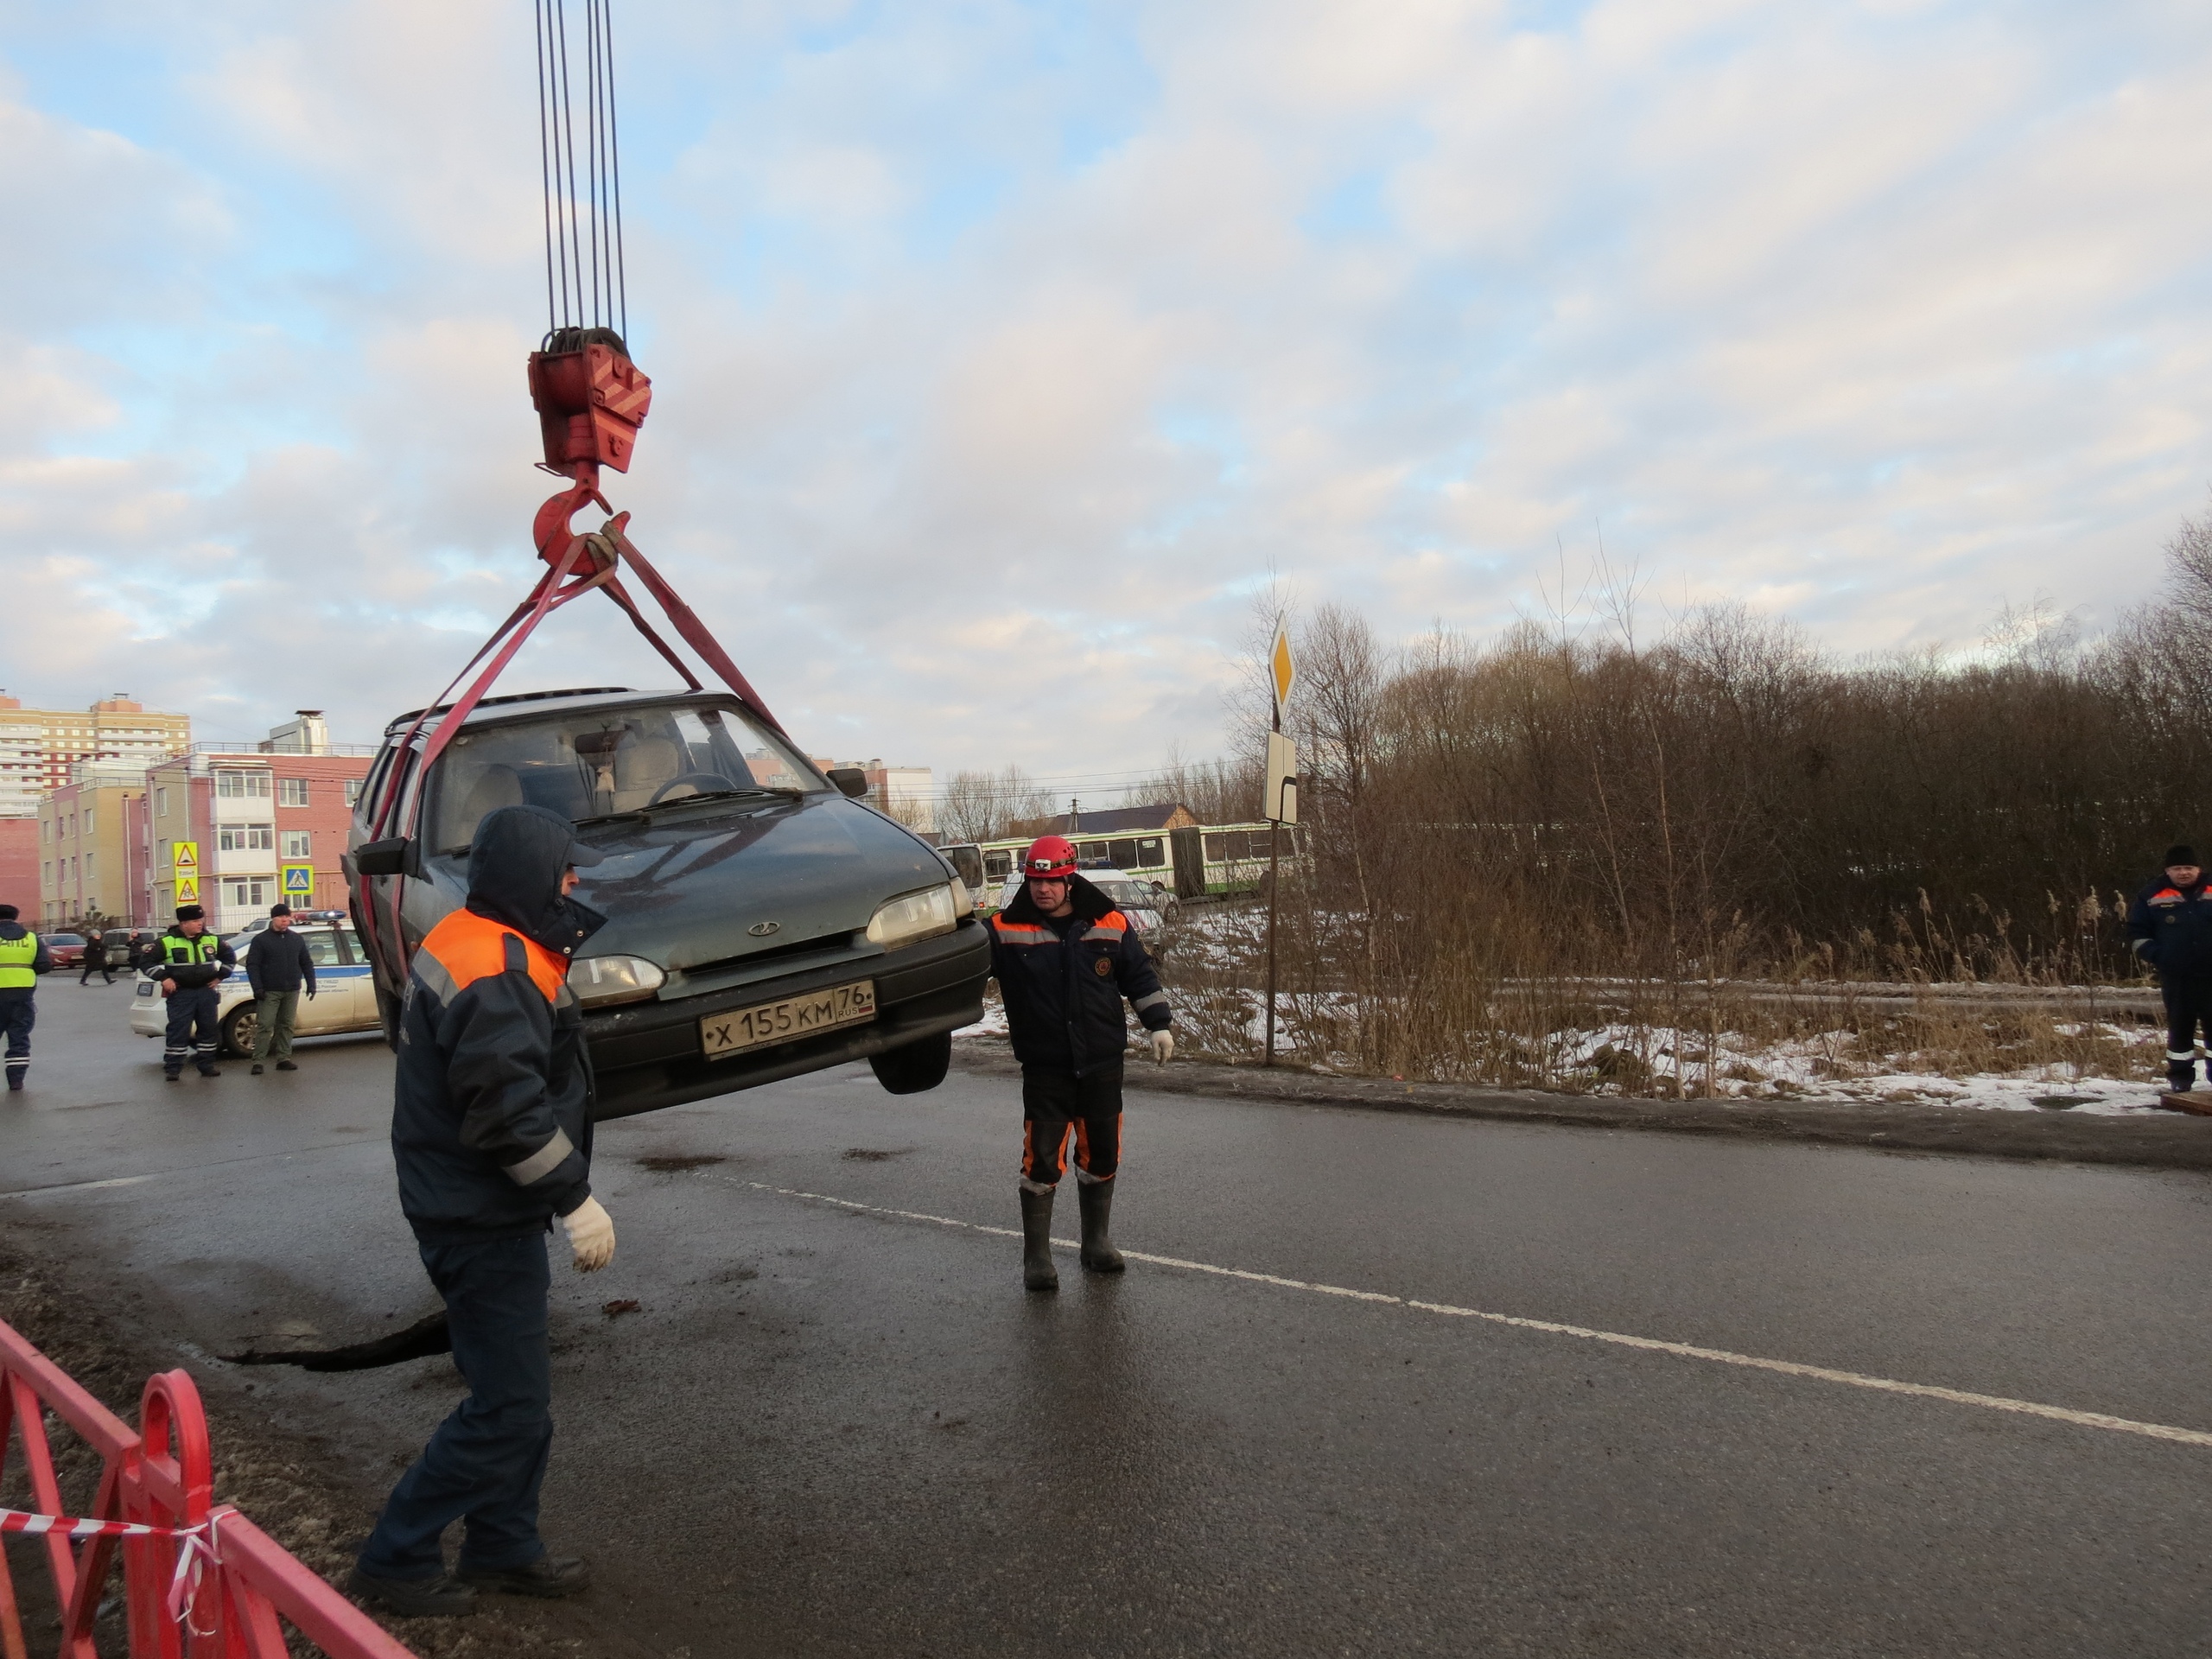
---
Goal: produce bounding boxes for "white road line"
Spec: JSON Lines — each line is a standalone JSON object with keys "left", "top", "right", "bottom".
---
{"left": 713, "top": 1174, "right": 2212, "bottom": 1452}
{"left": 1, "top": 1175, "right": 155, "bottom": 1198}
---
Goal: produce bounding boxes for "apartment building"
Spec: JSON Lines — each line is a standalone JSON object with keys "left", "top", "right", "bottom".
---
{"left": 36, "top": 763, "right": 154, "bottom": 928}
{"left": 0, "top": 693, "right": 191, "bottom": 817}
{"left": 141, "top": 718, "right": 374, "bottom": 933}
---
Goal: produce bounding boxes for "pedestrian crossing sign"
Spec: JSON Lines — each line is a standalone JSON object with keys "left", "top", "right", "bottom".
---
{"left": 281, "top": 864, "right": 314, "bottom": 896}
{"left": 174, "top": 876, "right": 199, "bottom": 904}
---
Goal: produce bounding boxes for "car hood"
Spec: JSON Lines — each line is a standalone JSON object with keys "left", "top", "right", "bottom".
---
{"left": 555, "top": 792, "right": 947, "bottom": 974}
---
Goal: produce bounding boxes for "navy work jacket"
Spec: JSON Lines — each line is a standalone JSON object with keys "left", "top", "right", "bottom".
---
{"left": 2127, "top": 876, "right": 2212, "bottom": 979}
{"left": 988, "top": 874, "right": 1172, "bottom": 1077}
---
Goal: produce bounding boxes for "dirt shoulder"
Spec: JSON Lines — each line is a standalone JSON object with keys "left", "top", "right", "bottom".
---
{"left": 0, "top": 1226, "right": 661, "bottom": 1659}
{"left": 951, "top": 1040, "right": 2212, "bottom": 1171}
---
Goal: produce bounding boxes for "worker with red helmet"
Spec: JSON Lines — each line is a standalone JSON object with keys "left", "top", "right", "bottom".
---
{"left": 988, "top": 833, "right": 1174, "bottom": 1291}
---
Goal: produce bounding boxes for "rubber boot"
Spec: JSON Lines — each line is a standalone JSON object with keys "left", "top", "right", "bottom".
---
{"left": 1077, "top": 1179, "right": 1125, "bottom": 1274}
{"left": 1020, "top": 1188, "right": 1058, "bottom": 1292}
{"left": 2169, "top": 1060, "right": 2194, "bottom": 1095}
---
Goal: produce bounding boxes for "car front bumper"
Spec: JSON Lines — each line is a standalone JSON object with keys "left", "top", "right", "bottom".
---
{"left": 582, "top": 919, "right": 991, "bottom": 1120}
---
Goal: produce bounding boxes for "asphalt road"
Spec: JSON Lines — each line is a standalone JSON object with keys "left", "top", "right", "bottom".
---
{"left": 7, "top": 978, "right": 2212, "bottom": 1656}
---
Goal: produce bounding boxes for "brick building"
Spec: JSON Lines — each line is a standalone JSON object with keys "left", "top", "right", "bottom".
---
{"left": 0, "top": 693, "right": 191, "bottom": 818}
{"left": 0, "top": 818, "right": 34, "bottom": 918}
{"left": 36, "top": 763, "right": 153, "bottom": 928}
{"left": 139, "top": 716, "right": 374, "bottom": 934}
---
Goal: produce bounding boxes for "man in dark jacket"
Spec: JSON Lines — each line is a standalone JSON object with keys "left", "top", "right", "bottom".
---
{"left": 0, "top": 905, "right": 54, "bottom": 1090}
{"left": 78, "top": 930, "right": 113, "bottom": 985}
{"left": 149, "top": 906, "right": 235, "bottom": 1081}
{"left": 987, "top": 834, "right": 1173, "bottom": 1292}
{"left": 243, "top": 903, "right": 316, "bottom": 1074}
{"left": 2126, "top": 844, "right": 2212, "bottom": 1093}
{"left": 350, "top": 804, "right": 611, "bottom": 1618}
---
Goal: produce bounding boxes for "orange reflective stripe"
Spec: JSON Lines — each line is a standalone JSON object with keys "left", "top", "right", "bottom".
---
{"left": 418, "top": 910, "right": 567, "bottom": 1005}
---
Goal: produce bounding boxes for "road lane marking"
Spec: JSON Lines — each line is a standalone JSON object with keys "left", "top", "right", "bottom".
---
{"left": 715, "top": 1174, "right": 2212, "bottom": 1452}
{"left": 1, "top": 1175, "right": 155, "bottom": 1198}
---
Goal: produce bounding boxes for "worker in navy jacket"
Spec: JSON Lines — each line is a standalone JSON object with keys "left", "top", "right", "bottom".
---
{"left": 987, "top": 834, "right": 1173, "bottom": 1292}
{"left": 2126, "top": 843, "right": 2212, "bottom": 1092}
{"left": 352, "top": 804, "right": 610, "bottom": 1619}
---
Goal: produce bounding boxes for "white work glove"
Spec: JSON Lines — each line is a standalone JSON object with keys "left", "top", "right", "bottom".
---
{"left": 560, "top": 1196, "right": 616, "bottom": 1272}
{"left": 1148, "top": 1029, "right": 1174, "bottom": 1065}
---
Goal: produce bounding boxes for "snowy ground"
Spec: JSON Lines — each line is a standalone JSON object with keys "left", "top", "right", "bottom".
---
{"left": 954, "top": 1000, "right": 2179, "bottom": 1115}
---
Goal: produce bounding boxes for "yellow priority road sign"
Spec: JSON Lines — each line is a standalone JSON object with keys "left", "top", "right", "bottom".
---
{"left": 1269, "top": 626, "right": 1296, "bottom": 709}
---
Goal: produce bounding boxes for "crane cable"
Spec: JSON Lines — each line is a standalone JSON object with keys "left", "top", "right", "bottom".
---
{"left": 536, "top": 0, "right": 627, "bottom": 343}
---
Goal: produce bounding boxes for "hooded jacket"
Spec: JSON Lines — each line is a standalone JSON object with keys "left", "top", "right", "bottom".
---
{"left": 390, "top": 804, "right": 608, "bottom": 1243}
{"left": 988, "top": 873, "right": 1171, "bottom": 1077}
{"left": 2127, "top": 874, "right": 2212, "bottom": 979}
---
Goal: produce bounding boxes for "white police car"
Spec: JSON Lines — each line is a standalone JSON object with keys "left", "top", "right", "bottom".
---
{"left": 129, "top": 919, "right": 385, "bottom": 1057}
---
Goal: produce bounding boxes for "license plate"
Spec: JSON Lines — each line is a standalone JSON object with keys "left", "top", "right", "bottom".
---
{"left": 700, "top": 980, "right": 877, "bottom": 1059}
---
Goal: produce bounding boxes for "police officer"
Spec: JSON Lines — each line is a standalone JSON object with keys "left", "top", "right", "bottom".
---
{"left": 2126, "top": 844, "right": 2212, "bottom": 1092}
{"left": 0, "top": 904, "right": 53, "bottom": 1091}
{"left": 987, "top": 834, "right": 1173, "bottom": 1292}
{"left": 349, "top": 804, "right": 613, "bottom": 1618}
{"left": 150, "top": 905, "right": 235, "bottom": 1081}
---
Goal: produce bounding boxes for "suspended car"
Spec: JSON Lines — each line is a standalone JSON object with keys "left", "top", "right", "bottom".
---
{"left": 346, "top": 686, "right": 988, "bottom": 1118}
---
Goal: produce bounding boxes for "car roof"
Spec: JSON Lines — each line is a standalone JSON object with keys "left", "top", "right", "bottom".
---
{"left": 383, "top": 686, "right": 761, "bottom": 740}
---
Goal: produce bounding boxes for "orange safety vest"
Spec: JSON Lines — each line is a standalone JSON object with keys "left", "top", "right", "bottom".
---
{"left": 414, "top": 909, "right": 570, "bottom": 1007}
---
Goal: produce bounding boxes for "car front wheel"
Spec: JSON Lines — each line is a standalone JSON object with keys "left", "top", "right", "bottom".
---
{"left": 220, "top": 1002, "right": 258, "bottom": 1059}
{"left": 868, "top": 1031, "right": 952, "bottom": 1095}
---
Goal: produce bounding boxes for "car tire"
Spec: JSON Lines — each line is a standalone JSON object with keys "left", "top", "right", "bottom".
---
{"left": 869, "top": 1031, "right": 952, "bottom": 1095}
{"left": 220, "top": 1002, "right": 258, "bottom": 1060}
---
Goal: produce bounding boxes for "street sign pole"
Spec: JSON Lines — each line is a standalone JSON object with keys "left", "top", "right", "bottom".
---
{"left": 1262, "top": 626, "right": 1297, "bottom": 1068}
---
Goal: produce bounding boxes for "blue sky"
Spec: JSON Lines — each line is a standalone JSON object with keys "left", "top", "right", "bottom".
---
{"left": 5, "top": 0, "right": 2211, "bottom": 787}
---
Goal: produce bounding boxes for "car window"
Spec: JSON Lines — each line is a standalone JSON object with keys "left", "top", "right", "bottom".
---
{"left": 49, "top": 934, "right": 84, "bottom": 946}
{"left": 428, "top": 702, "right": 825, "bottom": 853}
{"left": 298, "top": 929, "right": 343, "bottom": 966}
{"left": 338, "top": 926, "right": 364, "bottom": 963}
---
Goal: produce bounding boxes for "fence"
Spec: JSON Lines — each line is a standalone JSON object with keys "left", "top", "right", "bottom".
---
{"left": 0, "top": 1314, "right": 416, "bottom": 1659}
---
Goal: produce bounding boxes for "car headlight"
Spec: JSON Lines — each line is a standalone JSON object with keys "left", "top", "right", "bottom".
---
{"left": 568, "top": 954, "right": 666, "bottom": 1007}
{"left": 867, "top": 884, "right": 961, "bottom": 952}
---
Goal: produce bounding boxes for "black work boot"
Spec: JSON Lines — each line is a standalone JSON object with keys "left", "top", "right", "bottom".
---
{"left": 345, "top": 1567, "right": 477, "bottom": 1618}
{"left": 457, "top": 1554, "right": 590, "bottom": 1599}
{"left": 1020, "top": 1187, "right": 1058, "bottom": 1292}
{"left": 1077, "top": 1179, "right": 1125, "bottom": 1274}
{"left": 2168, "top": 1062, "right": 2195, "bottom": 1094}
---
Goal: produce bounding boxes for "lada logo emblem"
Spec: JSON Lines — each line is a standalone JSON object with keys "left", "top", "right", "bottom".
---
{"left": 747, "top": 921, "right": 781, "bottom": 937}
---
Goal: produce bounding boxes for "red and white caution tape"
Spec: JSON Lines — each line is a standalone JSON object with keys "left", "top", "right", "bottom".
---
{"left": 1, "top": 1506, "right": 226, "bottom": 1630}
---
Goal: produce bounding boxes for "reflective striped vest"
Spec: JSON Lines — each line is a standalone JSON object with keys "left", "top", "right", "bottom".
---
{"left": 0, "top": 931, "right": 37, "bottom": 989}
{"left": 161, "top": 933, "right": 225, "bottom": 968}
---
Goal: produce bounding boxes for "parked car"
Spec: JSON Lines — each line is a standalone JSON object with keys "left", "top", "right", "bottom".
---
{"left": 346, "top": 687, "right": 990, "bottom": 1120}
{"left": 102, "top": 929, "right": 161, "bottom": 972}
{"left": 226, "top": 909, "right": 347, "bottom": 955}
{"left": 128, "top": 918, "right": 384, "bottom": 1056}
{"left": 993, "top": 866, "right": 1171, "bottom": 936}
{"left": 41, "top": 932, "right": 86, "bottom": 969}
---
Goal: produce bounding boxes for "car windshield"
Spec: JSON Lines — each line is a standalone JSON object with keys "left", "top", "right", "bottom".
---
{"left": 429, "top": 701, "right": 824, "bottom": 854}
{"left": 1093, "top": 880, "right": 1160, "bottom": 912}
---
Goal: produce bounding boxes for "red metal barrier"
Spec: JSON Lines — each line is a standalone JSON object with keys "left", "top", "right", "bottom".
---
{"left": 0, "top": 1318, "right": 416, "bottom": 1659}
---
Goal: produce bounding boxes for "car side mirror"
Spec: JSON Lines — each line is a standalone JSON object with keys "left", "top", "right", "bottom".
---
{"left": 350, "top": 837, "right": 415, "bottom": 878}
{"left": 827, "top": 768, "right": 870, "bottom": 799}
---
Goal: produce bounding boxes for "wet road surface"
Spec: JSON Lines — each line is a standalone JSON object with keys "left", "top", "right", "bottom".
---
{"left": 7, "top": 979, "right": 2212, "bottom": 1656}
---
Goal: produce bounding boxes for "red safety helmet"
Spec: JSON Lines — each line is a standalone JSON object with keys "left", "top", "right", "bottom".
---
{"left": 1023, "top": 835, "right": 1077, "bottom": 879}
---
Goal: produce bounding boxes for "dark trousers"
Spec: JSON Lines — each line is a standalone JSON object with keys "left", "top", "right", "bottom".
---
{"left": 1020, "top": 1065, "right": 1123, "bottom": 1192}
{"left": 162, "top": 987, "right": 221, "bottom": 1076}
{"left": 2163, "top": 978, "right": 2212, "bottom": 1084}
{"left": 1, "top": 991, "right": 32, "bottom": 1088}
{"left": 358, "top": 1233, "right": 554, "bottom": 1580}
{"left": 79, "top": 957, "right": 112, "bottom": 985}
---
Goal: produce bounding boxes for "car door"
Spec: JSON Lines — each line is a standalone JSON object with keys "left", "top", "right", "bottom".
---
{"left": 334, "top": 924, "right": 378, "bottom": 1028}
{"left": 293, "top": 928, "right": 348, "bottom": 1032}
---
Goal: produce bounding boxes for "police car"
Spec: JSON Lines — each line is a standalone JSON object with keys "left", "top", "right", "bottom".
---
{"left": 993, "top": 866, "right": 1171, "bottom": 935}
{"left": 129, "top": 918, "right": 385, "bottom": 1057}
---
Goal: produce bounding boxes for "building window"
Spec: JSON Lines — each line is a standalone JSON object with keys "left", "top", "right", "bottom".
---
{"left": 156, "top": 786, "right": 168, "bottom": 817}
{"left": 218, "top": 823, "right": 276, "bottom": 853}
{"left": 279, "top": 778, "right": 310, "bottom": 807}
{"left": 226, "top": 880, "right": 270, "bottom": 909}
{"left": 344, "top": 779, "right": 362, "bottom": 806}
{"left": 281, "top": 830, "right": 312, "bottom": 860}
{"left": 216, "top": 771, "right": 271, "bottom": 799}
{"left": 84, "top": 853, "right": 94, "bottom": 875}
{"left": 84, "top": 807, "right": 95, "bottom": 836}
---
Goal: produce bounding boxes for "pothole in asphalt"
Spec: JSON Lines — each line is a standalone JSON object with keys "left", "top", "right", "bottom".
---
{"left": 636, "top": 1154, "right": 728, "bottom": 1173}
{"left": 2031, "top": 1095, "right": 2100, "bottom": 1109}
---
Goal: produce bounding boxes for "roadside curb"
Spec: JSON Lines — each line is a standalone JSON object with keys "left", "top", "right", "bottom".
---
{"left": 949, "top": 1041, "right": 2212, "bottom": 1172}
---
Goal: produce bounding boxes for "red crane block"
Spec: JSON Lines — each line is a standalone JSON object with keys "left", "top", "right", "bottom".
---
{"left": 528, "top": 329, "right": 652, "bottom": 478}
